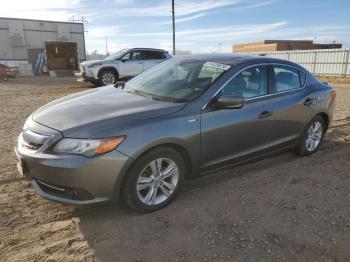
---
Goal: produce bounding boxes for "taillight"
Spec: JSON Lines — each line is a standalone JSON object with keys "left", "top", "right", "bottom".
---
{"left": 330, "top": 90, "right": 336, "bottom": 100}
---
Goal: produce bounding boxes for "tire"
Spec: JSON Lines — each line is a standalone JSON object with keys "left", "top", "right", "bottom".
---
{"left": 123, "top": 147, "right": 185, "bottom": 213}
{"left": 295, "top": 115, "right": 325, "bottom": 156}
{"left": 99, "top": 69, "right": 118, "bottom": 86}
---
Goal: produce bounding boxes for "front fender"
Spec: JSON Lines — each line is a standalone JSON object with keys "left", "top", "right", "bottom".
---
{"left": 97, "top": 65, "right": 120, "bottom": 79}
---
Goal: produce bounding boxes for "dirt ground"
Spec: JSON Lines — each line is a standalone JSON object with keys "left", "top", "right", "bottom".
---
{"left": 0, "top": 77, "right": 349, "bottom": 262}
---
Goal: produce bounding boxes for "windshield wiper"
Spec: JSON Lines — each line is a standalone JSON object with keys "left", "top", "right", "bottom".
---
{"left": 126, "top": 89, "right": 149, "bottom": 98}
{"left": 151, "top": 96, "right": 165, "bottom": 101}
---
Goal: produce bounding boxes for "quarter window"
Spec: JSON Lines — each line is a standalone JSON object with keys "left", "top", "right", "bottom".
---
{"left": 299, "top": 70, "right": 307, "bottom": 86}
{"left": 222, "top": 66, "right": 268, "bottom": 99}
{"left": 273, "top": 65, "right": 304, "bottom": 92}
{"left": 121, "top": 52, "right": 130, "bottom": 60}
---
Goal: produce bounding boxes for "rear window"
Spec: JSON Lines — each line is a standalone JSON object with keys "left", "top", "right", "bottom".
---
{"left": 273, "top": 65, "right": 305, "bottom": 93}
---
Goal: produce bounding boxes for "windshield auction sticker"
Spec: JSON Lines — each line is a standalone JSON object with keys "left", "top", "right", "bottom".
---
{"left": 204, "top": 62, "right": 231, "bottom": 71}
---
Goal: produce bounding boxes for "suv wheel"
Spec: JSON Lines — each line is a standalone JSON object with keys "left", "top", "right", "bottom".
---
{"left": 123, "top": 147, "right": 185, "bottom": 213}
{"left": 99, "top": 70, "right": 117, "bottom": 86}
{"left": 296, "top": 115, "right": 325, "bottom": 156}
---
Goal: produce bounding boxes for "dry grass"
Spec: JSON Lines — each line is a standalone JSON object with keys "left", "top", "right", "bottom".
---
{"left": 316, "top": 75, "right": 350, "bottom": 85}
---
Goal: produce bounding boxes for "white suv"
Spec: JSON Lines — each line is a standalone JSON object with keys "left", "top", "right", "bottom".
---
{"left": 76, "top": 48, "right": 172, "bottom": 86}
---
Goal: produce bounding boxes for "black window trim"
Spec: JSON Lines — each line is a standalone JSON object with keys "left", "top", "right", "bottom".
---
{"left": 202, "top": 62, "right": 308, "bottom": 110}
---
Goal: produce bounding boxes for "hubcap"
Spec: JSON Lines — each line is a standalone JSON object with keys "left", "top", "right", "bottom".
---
{"left": 305, "top": 121, "right": 323, "bottom": 152}
{"left": 136, "top": 158, "right": 179, "bottom": 206}
{"left": 102, "top": 73, "right": 115, "bottom": 85}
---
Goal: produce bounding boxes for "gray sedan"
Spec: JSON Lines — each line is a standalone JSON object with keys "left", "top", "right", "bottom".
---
{"left": 15, "top": 55, "right": 336, "bottom": 212}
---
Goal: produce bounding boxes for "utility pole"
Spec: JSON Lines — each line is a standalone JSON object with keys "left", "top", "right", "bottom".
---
{"left": 172, "top": 0, "right": 176, "bottom": 55}
{"left": 105, "top": 36, "right": 108, "bottom": 55}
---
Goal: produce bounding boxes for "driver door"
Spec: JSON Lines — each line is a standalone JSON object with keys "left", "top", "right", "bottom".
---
{"left": 119, "top": 51, "right": 144, "bottom": 76}
{"left": 200, "top": 65, "right": 275, "bottom": 171}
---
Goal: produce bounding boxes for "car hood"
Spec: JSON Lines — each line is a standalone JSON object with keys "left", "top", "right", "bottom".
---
{"left": 80, "top": 60, "right": 105, "bottom": 67}
{"left": 32, "top": 86, "right": 185, "bottom": 138}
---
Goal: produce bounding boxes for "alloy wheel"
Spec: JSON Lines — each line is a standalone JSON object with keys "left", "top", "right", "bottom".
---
{"left": 136, "top": 158, "right": 179, "bottom": 206}
{"left": 102, "top": 72, "right": 115, "bottom": 85}
{"left": 305, "top": 120, "right": 323, "bottom": 152}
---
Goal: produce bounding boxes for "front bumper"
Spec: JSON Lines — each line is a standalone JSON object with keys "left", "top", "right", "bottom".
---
{"left": 15, "top": 146, "right": 130, "bottom": 205}
{"left": 75, "top": 72, "right": 96, "bottom": 83}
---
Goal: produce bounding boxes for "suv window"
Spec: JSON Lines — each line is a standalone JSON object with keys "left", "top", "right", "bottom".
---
{"left": 273, "top": 65, "right": 304, "bottom": 92}
{"left": 222, "top": 66, "right": 268, "bottom": 99}
{"left": 143, "top": 51, "right": 166, "bottom": 60}
{"left": 121, "top": 52, "right": 130, "bottom": 60}
{"left": 130, "top": 51, "right": 142, "bottom": 60}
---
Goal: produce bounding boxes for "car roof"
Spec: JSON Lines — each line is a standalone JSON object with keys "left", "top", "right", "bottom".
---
{"left": 176, "top": 53, "right": 304, "bottom": 69}
{"left": 128, "top": 48, "right": 168, "bottom": 52}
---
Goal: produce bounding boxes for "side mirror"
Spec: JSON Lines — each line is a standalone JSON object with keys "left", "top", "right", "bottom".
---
{"left": 215, "top": 96, "right": 244, "bottom": 109}
{"left": 114, "top": 81, "right": 126, "bottom": 89}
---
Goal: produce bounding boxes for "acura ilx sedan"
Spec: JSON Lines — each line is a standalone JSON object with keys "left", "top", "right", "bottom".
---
{"left": 15, "top": 55, "right": 336, "bottom": 212}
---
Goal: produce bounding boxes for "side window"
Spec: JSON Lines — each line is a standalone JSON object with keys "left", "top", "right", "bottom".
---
{"left": 222, "top": 66, "right": 268, "bottom": 99}
{"left": 143, "top": 51, "right": 165, "bottom": 60}
{"left": 130, "top": 51, "right": 142, "bottom": 60}
{"left": 273, "top": 65, "right": 303, "bottom": 92}
{"left": 121, "top": 52, "right": 130, "bottom": 60}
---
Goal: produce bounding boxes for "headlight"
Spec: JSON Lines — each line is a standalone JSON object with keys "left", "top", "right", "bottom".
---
{"left": 52, "top": 136, "right": 125, "bottom": 157}
{"left": 88, "top": 63, "right": 103, "bottom": 68}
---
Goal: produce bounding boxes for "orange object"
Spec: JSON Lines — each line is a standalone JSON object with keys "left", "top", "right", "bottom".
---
{"left": 330, "top": 90, "right": 337, "bottom": 100}
{"left": 95, "top": 136, "right": 125, "bottom": 155}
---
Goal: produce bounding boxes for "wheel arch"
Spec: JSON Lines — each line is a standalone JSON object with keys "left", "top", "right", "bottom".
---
{"left": 317, "top": 112, "right": 330, "bottom": 131}
{"left": 113, "top": 141, "right": 196, "bottom": 202}
{"left": 97, "top": 66, "right": 119, "bottom": 79}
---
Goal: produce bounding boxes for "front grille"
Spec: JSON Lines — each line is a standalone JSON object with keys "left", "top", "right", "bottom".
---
{"left": 19, "top": 130, "right": 52, "bottom": 152}
{"left": 21, "top": 139, "right": 43, "bottom": 150}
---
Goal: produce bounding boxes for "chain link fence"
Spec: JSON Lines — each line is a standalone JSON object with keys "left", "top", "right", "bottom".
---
{"left": 237, "top": 48, "right": 350, "bottom": 77}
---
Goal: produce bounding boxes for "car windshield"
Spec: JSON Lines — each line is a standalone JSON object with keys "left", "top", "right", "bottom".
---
{"left": 125, "top": 59, "right": 230, "bottom": 103}
{"left": 104, "top": 49, "right": 128, "bottom": 60}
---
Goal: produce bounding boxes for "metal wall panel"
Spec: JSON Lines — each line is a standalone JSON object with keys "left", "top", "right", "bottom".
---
{"left": 0, "top": 18, "right": 86, "bottom": 62}
{"left": 238, "top": 49, "right": 350, "bottom": 76}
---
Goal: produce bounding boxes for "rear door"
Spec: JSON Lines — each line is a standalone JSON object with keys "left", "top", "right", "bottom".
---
{"left": 142, "top": 51, "right": 167, "bottom": 70}
{"left": 119, "top": 51, "right": 144, "bottom": 76}
{"left": 200, "top": 65, "right": 277, "bottom": 170}
{"left": 267, "top": 64, "right": 314, "bottom": 145}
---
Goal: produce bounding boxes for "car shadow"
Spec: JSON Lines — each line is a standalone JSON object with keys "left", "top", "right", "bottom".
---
{"left": 75, "top": 122, "right": 350, "bottom": 261}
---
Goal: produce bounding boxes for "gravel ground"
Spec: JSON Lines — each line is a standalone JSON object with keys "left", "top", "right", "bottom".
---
{"left": 0, "top": 77, "right": 349, "bottom": 262}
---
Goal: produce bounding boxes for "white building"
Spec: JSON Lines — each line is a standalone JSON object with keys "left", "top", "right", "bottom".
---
{"left": 0, "top": 17, "right": 86, "bottom": 71}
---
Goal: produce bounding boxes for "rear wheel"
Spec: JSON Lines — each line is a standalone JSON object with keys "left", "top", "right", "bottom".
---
{"left": 123, "top": 147, "right": 185, "bottom": 213}
{"left": 99, "top": 70, "right": 118, "bottom": 86}
{"left": 295, "top": 115, "right": 325, "bottom": 156}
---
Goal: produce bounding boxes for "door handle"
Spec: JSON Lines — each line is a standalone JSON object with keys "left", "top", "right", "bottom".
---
{"left": 303, "top": 98, "right": 314, "bottom": 106}
{"left": 258, "top": 111, "right": 273, "bottom": 119}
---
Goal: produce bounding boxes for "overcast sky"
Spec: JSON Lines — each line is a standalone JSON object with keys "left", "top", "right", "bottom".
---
{"left": 1, "top": 0, "right": 350, "bottom": 54}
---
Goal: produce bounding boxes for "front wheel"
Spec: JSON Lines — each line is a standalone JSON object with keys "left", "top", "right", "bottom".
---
{"left": 99, "top": 70, "right": 117, "bottom": 86}
{"left": 123, "top": 147, "right": 185, "bottom": 213}
{"left": 295, "top": 115, "right": 325, "bottom": 156}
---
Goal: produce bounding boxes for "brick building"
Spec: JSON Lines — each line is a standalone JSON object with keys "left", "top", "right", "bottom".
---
{"left": 233, "top": 40, "right": 342, "bottom": 53}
